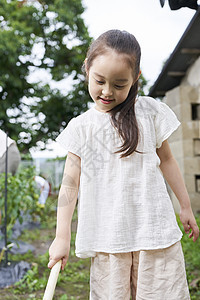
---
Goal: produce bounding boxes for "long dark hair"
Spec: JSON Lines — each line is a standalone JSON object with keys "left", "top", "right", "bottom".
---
{"left": 85, "top": 30, "right": 141, "bottom": 158}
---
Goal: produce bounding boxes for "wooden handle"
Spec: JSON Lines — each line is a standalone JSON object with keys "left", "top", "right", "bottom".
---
{"left": 43, "top": 260, "right": 62, "bottom": 300}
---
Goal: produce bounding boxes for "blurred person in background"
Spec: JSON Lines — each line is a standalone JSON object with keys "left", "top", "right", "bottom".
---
{"left": 34, "top": 175, "right": 50, "bottom": 205}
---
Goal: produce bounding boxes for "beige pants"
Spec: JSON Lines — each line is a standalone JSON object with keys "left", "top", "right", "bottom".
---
{"left": 90, "top": 241, "right": 190, "bottom": 300}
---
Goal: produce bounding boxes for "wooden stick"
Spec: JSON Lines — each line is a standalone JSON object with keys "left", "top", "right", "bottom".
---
{"left": 43, "top": 260, "right": 62, "bottom": 300}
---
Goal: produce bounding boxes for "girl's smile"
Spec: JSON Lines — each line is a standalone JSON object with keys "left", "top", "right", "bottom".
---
{"left": 99, "top": 98, "right": 114, "bottom": 104}
{"left": 87, "top": 50, "right": 134, "bottom": 112}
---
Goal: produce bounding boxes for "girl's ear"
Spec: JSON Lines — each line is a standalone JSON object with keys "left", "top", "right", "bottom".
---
{"left": 132, "top": 70, "right": 141, "bottom": 86}
{"left": 137, "top": 70, "right": 142, "bottom": 80}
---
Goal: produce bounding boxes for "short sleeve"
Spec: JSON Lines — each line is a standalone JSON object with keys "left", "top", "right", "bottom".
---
{"left": 154, "top": 102, "right": 181, "bottom": 148}
{"left": 56, "top": 118, "right": 81, "bottom": 157}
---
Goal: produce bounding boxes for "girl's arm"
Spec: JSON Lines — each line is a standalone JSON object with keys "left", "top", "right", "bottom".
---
{"left": 48, "top": 151, "right": 81, "bottom": 270}
{"left": 156, "top": 140, "right": 199, "bottom": 242}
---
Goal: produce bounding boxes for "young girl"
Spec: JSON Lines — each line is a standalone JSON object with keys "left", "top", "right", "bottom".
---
{"left": 48, "top": 30, "right": 199, "bottom": 299}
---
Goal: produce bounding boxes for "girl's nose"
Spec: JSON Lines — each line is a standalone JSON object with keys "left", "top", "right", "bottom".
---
{"left": 102, "top": 85, "right": 113, "bottom": 97}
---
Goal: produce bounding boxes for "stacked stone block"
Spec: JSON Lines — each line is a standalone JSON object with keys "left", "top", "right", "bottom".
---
{"left": 164, "top": 57, "right": 200, "bottom": 213}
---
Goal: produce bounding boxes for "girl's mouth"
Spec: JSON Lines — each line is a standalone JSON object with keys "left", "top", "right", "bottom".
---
{"left": 99, "top": 98, "right": 114, "bottom": 104}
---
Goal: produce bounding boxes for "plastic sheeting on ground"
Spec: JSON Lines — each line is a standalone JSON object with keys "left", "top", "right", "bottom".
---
{"left": 0, "top": 261, "right": 30, "bottom": 288}
{"left": 0, "top": 239, "right": 35, "bottom": 255}
{"left": 7, "top": 216, "right": 40, "bottom": 240}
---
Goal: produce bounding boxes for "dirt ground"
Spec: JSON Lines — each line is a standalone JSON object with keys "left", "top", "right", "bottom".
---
{"left": 0, "top": 219, "right": 90, "bottom": 300}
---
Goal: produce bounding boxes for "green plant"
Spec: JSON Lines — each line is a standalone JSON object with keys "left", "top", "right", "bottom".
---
{"left": 0, "top": 0, "right": 92, "bottom": 152}
{"left": 177, "top": 214, "right": 200, "bottom": 297}
{"left": 0, "top": 166, "right": 43, "bottom": 238}
{"left": 20, "top": 153, "right": 33, "bottom": 161}
{"left": 14, "top": 262, "right": 46, "bottom": 293}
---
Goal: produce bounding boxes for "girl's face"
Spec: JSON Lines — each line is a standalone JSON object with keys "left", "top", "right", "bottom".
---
{"left": 87, "top": 50, "right": 135, "bottom": 113}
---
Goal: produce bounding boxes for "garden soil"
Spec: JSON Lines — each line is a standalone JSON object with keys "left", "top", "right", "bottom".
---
{"left": 0, "top": 219, "right": 90, "bottom": 299}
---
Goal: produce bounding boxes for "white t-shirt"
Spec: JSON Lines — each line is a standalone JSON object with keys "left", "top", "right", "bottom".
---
{"left": 56, "top": 96, "right": 183, "bottom": 258}
{"left": 0, "top": 130, "right": 14, "bottom": 158}
{"left": 35, "top": 175, "right": 47, "bottom": 189}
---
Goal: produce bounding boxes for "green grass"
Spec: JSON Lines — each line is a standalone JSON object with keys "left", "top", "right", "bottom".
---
{"left": 177, "top": 214, "right": 200, "bottom": 300}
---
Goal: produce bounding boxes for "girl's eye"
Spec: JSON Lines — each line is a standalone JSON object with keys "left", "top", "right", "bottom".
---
{"left": 115, "top": 85, "right": 125, "bottom": 89}
{"left": 95, "top": 79, "right": 104, "bottom": 85}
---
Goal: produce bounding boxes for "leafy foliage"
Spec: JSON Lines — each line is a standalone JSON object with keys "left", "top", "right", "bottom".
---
{"left": 0, "top": 1, "right": 148, "bottom": 154}
{"left": 0, "top": 1, "right": 149, "bottom": 154}
{"left": 0, "top": 166, "right": 43, "bottom": 238}
{"left": 177, "top": 214, "right": 200, "bottom": 299}
{"left": 0, "top": 0, "right": 92, "bottom": 152}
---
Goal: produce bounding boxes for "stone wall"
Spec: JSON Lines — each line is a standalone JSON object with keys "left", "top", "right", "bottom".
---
{"left": 164, "top": 57, "right": 200, "bottom": 213}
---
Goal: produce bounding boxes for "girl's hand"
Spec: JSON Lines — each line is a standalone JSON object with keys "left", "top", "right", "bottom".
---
{"left": 180, "top": 207, "right": 199, "bottom": 242}
{"left": 48, "top": 237, "right": 70, "bottom": 271}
